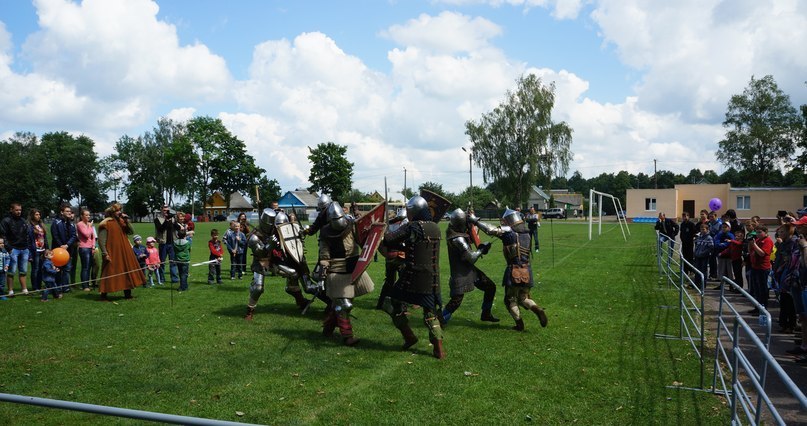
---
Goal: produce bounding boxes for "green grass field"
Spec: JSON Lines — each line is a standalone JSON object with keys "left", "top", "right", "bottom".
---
{"left": 0, "top": 220, "right": 726, "bottom": 425}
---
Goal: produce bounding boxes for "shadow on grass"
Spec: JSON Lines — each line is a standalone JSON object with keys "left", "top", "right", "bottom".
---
{"left": 268, "top": 327, "right": 413, "bottom": 355}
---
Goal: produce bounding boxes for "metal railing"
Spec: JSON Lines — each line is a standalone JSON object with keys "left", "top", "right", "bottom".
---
{"left": 655, "top": 234, "right": 807, "bottom": 424}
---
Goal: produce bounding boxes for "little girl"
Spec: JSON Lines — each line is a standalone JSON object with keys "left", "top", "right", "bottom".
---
{"left": 145, "top": 237, "right": 162, "bottom": 286}
{"left": 41, "top": 249, "right": 61, "bottom": 301}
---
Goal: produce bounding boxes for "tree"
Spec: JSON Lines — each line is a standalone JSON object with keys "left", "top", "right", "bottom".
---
{"left": 418, "top": 181, "right": 455, "bottom": 205}
{"left": 254, "top": 175, "right": 282, "bottom": 209}
{"left": 466, "top": 74, "right": 573, "bottom": 207}
{"left": 307, "top": 142, "right": 353, "bottom": 201}
{"left": 40, "top": 131, "right": 104, "bottom": 207}
{"left": 153, "top": 118, "right": 195, "bottom": 205}
{"left": 0, "top": 132, "right": 58, "bottom": 214}
{"left": 716, "top": 75, "right": 800, "bottom": 185}
{"left": 187, "top": 116, "right": 262, "bottom": 215}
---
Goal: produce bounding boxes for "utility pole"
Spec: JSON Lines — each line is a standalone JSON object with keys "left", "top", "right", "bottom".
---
{"left": 403, "top": 167, "right": 407, "bottom": 201}
{"left": 462, "top": 147, "right": 473, "bottom": 210}
{"left": 654, "top": 159, "right": 658, "bottom": 189}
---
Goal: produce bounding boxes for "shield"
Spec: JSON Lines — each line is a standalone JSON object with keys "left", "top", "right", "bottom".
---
{"left": 351, "top": 222, "right": 386, "bottom": 283}
{"left": 276, "top": 222, "right": 310, "bottom": 274}
{"left": 355, "top": 201, "right": 387, "bottom": 245}
{"left": 420, "top": 189, "right": 452, "bottom": 223}
{"left": 469, "top": 224, "right": 481, "bottom": 248}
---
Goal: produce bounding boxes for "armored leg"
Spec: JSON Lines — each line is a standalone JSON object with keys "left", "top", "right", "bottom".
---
{"left": 247, "top": 272, "right": 265, "bottom": 309}
{"left": 285, "top": 277, "right": 308, "bottom": 311}
{"left": 476, "top": 274, "right": 499, "bottom": 322}
{"left": 424, "top": 308, "right": 445, "bottom": 359}
{"left": 442, "top": 294, "right": 464, "bottom": 324}
{"left": 517, "top": 289, "right": 547, "bottom": 327}
{"left": 504, "top": 286, "right": 523, "bottom": 330}
{"left": 334, "top": 298, "right": 358, "bottom": 346}
{"left": 386, "top": 298, "right": 418, "bottom": 349}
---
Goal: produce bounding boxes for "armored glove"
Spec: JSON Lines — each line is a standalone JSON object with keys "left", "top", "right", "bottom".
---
{"left": 478, "top": 241, "right": 492, "bottom": 255}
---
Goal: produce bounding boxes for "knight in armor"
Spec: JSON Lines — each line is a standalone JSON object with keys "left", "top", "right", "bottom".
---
{"left": 244, "top": 209, "right": 324, "bottom": 320}
{"left": 471, "top": 208, "right": 548, "bottom": 331}
{"left": 381, "top": 196, "right": 446, "bottom": 359}
{"left": 442, "top": 208, "right": 499, "bottom": 324}
{"left": 317, "top": 202, "right": 375, "bottom": 346}
{"left": 376, "top": 208, "right": 407, "bottom": 310}
{"left": 301, "top": 193, "right": 332, "bottom": 238}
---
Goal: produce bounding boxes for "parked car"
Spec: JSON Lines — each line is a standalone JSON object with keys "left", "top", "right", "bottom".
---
{"left": 617, "top": 210, "right": 627, "bottom": 219}
{"left": 543, "top": 208, "right": 566, "bottom": 219}
{"left": 213, "top": 214, "right": 227, "bottom": 222}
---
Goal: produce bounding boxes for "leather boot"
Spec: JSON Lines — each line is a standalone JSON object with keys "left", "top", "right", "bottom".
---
{"left": 531, "top": 305, "right": 548, "bottom": 328}
{"left": 322, "top": 310, "right": 337, "bottom": 337}
{"left": 400, "top": 325, "right": 419, "bottom": 350}
{"left": 337, "top": 317, "right": 359, "bottom": 346}
{"left": 512, "top": 318, "right": 525, "bottom": 331}
{"left": 289, "top": 290, "right": 308, "bottom": 311}
{"left": 430, "top": 337, "right": 446, "bottom": 360}
{"left": 245, "top": 306, "right": 255, "bottom": 321}
{"left": 480, "top": 309, "right": 500, "bottom": 323}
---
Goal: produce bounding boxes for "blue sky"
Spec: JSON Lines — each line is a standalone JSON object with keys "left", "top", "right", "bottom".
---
{"left": 1, "top": 0, "right": 805, "bottom": 197}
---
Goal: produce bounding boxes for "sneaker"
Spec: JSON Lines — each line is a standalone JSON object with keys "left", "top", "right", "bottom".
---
{"left": 56, "top": 294, "right": 63, "bottom": 299}
{"left": 535, "top": 249, "right": 539, "bottom": 253}
{"left": 208, "top": 281, "right": 214, "bottom": 285}
{"left": 83, "top": 288, "right": 91, "bottom": 292}
{"left": 7, "top": 290, "right": 14, "bottom": 298}
{"left": 40, "top": 298, "right": 49, "bottom": 302}
{"left": 21, "top": 288, "right": 29, "bottom": 295}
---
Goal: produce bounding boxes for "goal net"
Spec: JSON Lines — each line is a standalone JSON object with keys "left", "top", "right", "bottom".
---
{"left": 588, "top": 188, "right": 630, "bottom": 241}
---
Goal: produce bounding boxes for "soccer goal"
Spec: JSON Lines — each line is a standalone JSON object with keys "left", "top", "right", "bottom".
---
{"left": 588, "top": 188, "right": 630, "bottom": 241}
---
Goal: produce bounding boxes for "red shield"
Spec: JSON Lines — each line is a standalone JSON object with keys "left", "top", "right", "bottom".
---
{"left": 355, "top": 201, "right": 386, "bottom": 245}
{"left": 351, "top": 222, "right": 386, "bottom": 283}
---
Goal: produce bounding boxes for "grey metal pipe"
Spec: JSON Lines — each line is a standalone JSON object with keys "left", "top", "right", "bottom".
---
{"left": 0, "top": 393, "right": 262, "bottom": 425}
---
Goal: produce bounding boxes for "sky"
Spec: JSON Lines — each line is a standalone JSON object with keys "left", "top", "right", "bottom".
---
{"left": 1, "top": 0, "right": 806, "bottom": 199}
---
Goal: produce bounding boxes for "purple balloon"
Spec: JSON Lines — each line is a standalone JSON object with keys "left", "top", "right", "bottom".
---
{"left": 708, "top": 197, "right": 722, "bottom": 212}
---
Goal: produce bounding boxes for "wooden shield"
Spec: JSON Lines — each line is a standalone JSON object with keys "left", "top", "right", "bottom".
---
{"left": 355, "top": 201, "right": 386, "bottom": 245}
{"left": 420, "top": 189, "right": 452, "bottom": 223}
{"left": 276, "top": 222, "right": 309, "bottom": 273}
{"left": 351, "top": 222, "right": 386, "bottom": 283}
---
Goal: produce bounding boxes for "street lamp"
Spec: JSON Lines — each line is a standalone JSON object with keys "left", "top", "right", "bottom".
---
{"left": 461, "top": 147, "right": 473, "bottom": 210}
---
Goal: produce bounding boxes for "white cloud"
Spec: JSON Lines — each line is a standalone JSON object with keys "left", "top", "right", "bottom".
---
{"left": 0, "top": 0, "right": 232, "bottom": 137}
{"left": 382, "top": 11, "right": 502, "bottom": 53}
{"left": 591, "top": 0, "right": 807, "bottom": 121}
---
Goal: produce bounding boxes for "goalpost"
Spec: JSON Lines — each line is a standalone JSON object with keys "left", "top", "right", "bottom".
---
{"left": 588, "top": 188, "right": 630, "bottom": 241}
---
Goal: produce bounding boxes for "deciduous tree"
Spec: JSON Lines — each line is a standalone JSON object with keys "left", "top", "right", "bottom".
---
{"left": 465, "top": 74, "right": 573, "bottom": 207}
{"left": 307, "top": 142, "right": 353, "bottom": 201}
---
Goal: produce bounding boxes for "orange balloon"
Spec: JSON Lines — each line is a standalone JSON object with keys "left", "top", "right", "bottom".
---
{"left": 52, "top": 247, "right": 70, "bottom": 267}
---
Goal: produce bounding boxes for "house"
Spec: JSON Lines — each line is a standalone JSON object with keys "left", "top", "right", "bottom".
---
{"left": 277, "top": 189, "right": 320, "bottom": 220}
{"left": 626, "top": 183, "right": 807, "bottom": 221}
{"left": 526, "top": 186, "right": 584, "bottom": 216}
{"left": 204, "top": 191, "right": 256, "bottom": 218}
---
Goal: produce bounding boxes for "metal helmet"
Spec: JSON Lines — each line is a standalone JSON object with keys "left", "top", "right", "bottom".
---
{"left": 448, "top": 208, "right": 467, "bottom": 232}
{"left": 259, "top": 208, "right": 277, "bottom": 233}
{"left": 274, "top": 211, "right": 289, "bottom": 226}
{"left": 327, "top": 202, "right": 349, "bottom": 231}
{"left": 395, "top": 207, "right": 407, "bottom": 220}
{"left": 501, "top": 208, "right": 524, "bottom": 227}
{"left": 317, "top": 193, "right": 332, "bottom": 211}
{"left": 405, "top": 196, "right": 429, "bottom": 221}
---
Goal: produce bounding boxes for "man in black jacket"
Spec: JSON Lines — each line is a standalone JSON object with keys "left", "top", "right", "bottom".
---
{"left": 655, "top": 213, "right": 679, "bottom": 268}
{"left": 679, "top": 212, "right": 697, "bottom": 273}
{"left": 1, "top": 203, "right": 30, "bottom": 296}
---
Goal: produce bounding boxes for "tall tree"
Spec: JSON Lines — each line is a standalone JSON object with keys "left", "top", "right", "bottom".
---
{"left": 153, "top": 118, "right": 195, "bottom": 205}
{"left": 716, "top": 75, "right": 800, "bottom": 185}
{"left": 187, "top": 116, "right": 262, "bottom": 213}
{"left": 0, "top": 132, "right": 58, "bottom": 214}
{"left": 40, "top": 131, "right": 103, "bottom": 207}
{"left": 307, "top": 142, "right": 354, "bottom": 201}
{"left": 254, "top": 175, "right": 282, "bottom": 209}
{"left": 466, "top": 74, "right": 573, "bottom": 207}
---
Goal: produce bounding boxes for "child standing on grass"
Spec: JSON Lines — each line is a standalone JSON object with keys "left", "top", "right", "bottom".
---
{"left": 0, "top": 238, "right": 9, "bottom": 300}
{"left": 208, "top": 229, "right": 224, "bottom": 285}
{"left": 174, "top": 229, "right": 191, "bottom": 292}
{"left": 224, "top": 220, "right": 245, "bottom": 280}
{"left": 145, "top": 237, "right": 162, "bottom": 286}
{"left": 132, "top": 235, "right": 148, "bottom": 285}
{"left": 41, "top": 249, "right": 61, "bottom": 301}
